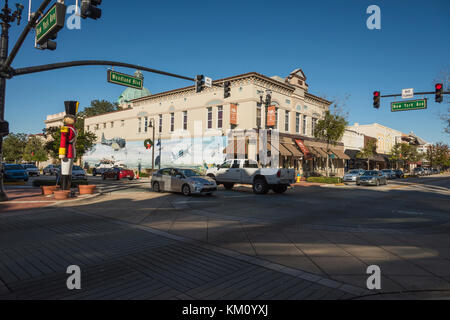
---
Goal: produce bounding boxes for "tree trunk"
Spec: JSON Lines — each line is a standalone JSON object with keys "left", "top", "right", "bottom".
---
{"left": 367, "top": 159, "right": 370, "bottom": 170}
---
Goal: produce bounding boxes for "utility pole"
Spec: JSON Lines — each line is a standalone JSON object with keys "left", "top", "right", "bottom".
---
{"left": 149, "top": 118, "right": 155, "bottom": 172}
{"left": 0, "top": 0, "right": 25, "bottom": 202}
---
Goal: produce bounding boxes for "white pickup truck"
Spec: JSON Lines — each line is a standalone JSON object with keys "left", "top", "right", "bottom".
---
{"left": 206, "top": 159, "right": 295, "bottom": 194}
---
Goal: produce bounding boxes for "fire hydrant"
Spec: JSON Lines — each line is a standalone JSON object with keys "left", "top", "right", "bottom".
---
{"left": 296, "top": 173, "right": 301, "bottom": 183}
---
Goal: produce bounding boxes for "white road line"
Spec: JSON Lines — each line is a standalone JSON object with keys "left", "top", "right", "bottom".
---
{"left": 393, "top": 210, "right": 424, "bottom": 215}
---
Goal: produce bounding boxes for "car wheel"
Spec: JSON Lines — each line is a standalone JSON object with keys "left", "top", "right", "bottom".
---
{"left": 182, "top": 184, "right": 191, "bottom": 196}
{"left": 153, "top": 181, "right": 160, "bottom": 192}
{"left": 128, "top": 177, "right": 134, "bottom": 181}
{"left": 223, "top": 183, "right": 234, "bottom": 190}
{"left": 253, "top": 178, "right": 269, "bottom": 194}
{"left": 116, "top": 174, "right": 120, "bottom": 180}
{"left": 207, "top": 174, "right": 216, "bottom": 181}
{"left": 272, "top": 185, "right": 288, "bottom": 194}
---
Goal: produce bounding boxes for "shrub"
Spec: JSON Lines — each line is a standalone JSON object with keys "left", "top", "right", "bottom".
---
{"left": 32, "top": 179, "right": 89, "bottom": 187}
{"left": 306, "top": 176, "right": 342, "bottom": 184}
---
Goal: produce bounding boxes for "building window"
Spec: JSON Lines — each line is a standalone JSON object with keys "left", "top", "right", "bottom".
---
{"left": 138, "top": 117, "right": 142, "bottom": 133}
{"left": 256, "top": 104, "right": 262, "bottom": 128}
{"left": 103, "top": 123, "right": 106, "bottom": 129}
{"left": 121, "top": 120, "right": 124, "bottom": 127}
{"left": 217, "top": 106, "right": 223, "bottom": 129}
{"left": 207, "top": 107, "right": 212, "bottom": 129}
{"left": 183, "top": 111, "right": 188, "bottom": 130}
{"left": 159, "top": 114, "right": 162, "bottom": 133}
{"left": 296, "top": 113, "right": 300, "bottom": 133}
{"left": 274, "top": 108, "right": 278, "bottom": 130}
{"left": 302, "top": 115, "right": 307, "bottom": 135}
{"left": 144, "top": 117, "right": 148, "bottom": 133}
{"left": 285, "top": 111, "right": 289, "bottom": 132}
{"left": 285, "top": 99, "right": 291, "bottom": 105}
{"left": 170, "top": 113, "right": 174, "bottom": 132}
{"left": 111, "top": 122, "right": 114, "bottom": 128}
{"left": 312, "top": 118, "right": 318, "bottom": 136}
{"left": 95, "top": 124, "right": 99, "bottom": 130}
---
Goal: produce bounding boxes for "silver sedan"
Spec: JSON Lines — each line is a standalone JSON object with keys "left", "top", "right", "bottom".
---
{"left": 151, "top": 168, "right": 217, "bottom": 196}
{"left": 356, "top": 170, "right": 387, "bottom": 186}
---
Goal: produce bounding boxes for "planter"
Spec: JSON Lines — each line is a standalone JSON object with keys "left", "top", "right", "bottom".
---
{"left": 42, "top": 185, "right": 59, "bottom": 196}
{"left": 78, "top": 185, "right": 96, "bottom": 195}
{"left": 54, "top": 190, "right": 71, "bottom": 200}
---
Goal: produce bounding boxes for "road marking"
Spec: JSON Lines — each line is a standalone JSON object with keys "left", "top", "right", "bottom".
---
{"left": 393, "top": 210, "right": 424, "bottom": 215}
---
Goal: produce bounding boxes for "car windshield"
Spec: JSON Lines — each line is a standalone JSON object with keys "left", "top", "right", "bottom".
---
{"left": 382, "top": 170, "right": 390, "bottom": 172}
{"left": 364, "top": 171, "right": 379, "bottom": 176}
{"left": 24, "top": 165, "right": 37, "bottom": 169}
{"left": 349, "top": 170, "right": 361, "bottom": 174}
{"left": 179, "top": 169, "right": 201, "bottom": 177}
{"left": 5, "top": 165, "right": 24, "bottom": 170}
{"left": 73, "top": 166, "right": 83, "bottom": 170}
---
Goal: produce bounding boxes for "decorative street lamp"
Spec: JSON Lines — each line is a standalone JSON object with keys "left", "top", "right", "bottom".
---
{"left": 148, "top": 118, "right": 155, "bottom": 172}
{"left": 0, "top": 0, "right": 25, "bottom": 201}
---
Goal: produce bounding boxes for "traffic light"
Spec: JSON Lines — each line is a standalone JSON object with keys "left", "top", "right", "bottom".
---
{"left": 373, "top": 91, "right": 380, "bottom": 109}
{"left": 195, "top": 75, "right": 205, "bottom": 93}
{"left": 265, "top": 93, "right": 272, "bottom": 106}
{"left": 224, "top": 81, "right": 231, "bottom": 98}
{"left": 435, "top": 83, "right": 443, "bottom": 103}
{"left": 81, "top": 0, "right": 102, "bottom": 20}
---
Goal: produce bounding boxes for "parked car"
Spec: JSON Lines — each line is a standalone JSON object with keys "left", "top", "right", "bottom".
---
{"left": 424, "top": 168, "right": 432, "bottom": 175}
{"left": 356, "top": 170, "right": 387, "bottom": 186}
{"left": 102, "top": 167, "right": 135, "bottom": 180}
{"left": 43, "top": 164, "right": 58, "bottom": 175}
{"left": 394, "top": 170, "right": 404, "bottom": 179}
{"left": 151, "top": 168, "right": 217, "bottom": 196}
{"left": 432, "top": 168, "right": 440, "bottom": 174}
{"left": 343, "top": 169, "right": 365, "bottom": 183}
{"left": 93, "top": 161, "right": 126, "bottom": 176}
{"left": 206, "top": 159, "right": 295, "bottom": 194}
{"left": 413, "top": 167, "right": 425, "bottom": 176}
{"left": 3, "top": 164, "right": 29, "bottom": 182}
{"left": 23, "top": 164, "right": 40, "bottom": 177}
{"left": 72, "top": 166, "right": 87, "bottom": 180}
{"left": 381, "top": 169, "right": 396, "bottom": 179}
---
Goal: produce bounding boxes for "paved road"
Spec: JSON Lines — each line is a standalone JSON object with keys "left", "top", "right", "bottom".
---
{"left": 1, "top": 174, "right": 449, "bottom": 299}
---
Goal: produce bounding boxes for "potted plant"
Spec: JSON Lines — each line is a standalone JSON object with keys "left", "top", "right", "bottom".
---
{"left": 53, "top": 190, "right": 71, "bottom": 200}
{"left": 42, "top": 185, "right": 59, "bottom": 196}
{"left": 78, "top": 184, "right": 96, "bottom": 195}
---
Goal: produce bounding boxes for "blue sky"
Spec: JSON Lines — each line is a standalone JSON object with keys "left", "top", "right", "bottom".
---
{"left": 5, "top": 0, "right": 450, "bottom": 143}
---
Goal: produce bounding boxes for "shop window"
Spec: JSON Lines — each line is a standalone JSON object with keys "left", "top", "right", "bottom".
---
{"left": 217, "top": 106, "right": 223, "bottom": 129}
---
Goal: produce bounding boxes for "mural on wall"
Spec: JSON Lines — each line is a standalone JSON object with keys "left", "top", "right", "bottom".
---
{"left": 83, "top": 135, "right": 228, "bottom": 170}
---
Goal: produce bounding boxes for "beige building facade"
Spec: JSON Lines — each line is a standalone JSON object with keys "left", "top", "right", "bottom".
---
{"left": 346, "top": 123, "right": 403, "bottom": 155}
{"left": 83, "top": 69, "right": 348, "bottom": 176}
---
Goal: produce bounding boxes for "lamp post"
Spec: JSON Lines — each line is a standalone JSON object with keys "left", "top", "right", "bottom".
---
{"left": 0, "top": 0, "right": 24, "bottom": 202}
{"left": 149, "top": 118, "right": 155, "bottom": 172}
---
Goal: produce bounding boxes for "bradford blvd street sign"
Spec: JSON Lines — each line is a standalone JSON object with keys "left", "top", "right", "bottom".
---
{"left": 391, "top": 99, "right": 427, "bottom": 112}
{"left": 35, "top": 3, "right": 67, "bottom": 45}
{"left": 107, "top": 70, "right": 143, "bottom": 90}
{"left": 402, "top": 88, "right": 414, "bottom": 99}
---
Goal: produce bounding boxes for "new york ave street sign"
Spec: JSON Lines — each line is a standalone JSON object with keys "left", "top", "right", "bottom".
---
{"left": 391, "top": 99, "right": 427, "bottom": 112}
{"left": 35, "top": 2, "right": 67, "bottom": 46}
{"left": 107, "top": 70, "right": 143, "bottom": 90}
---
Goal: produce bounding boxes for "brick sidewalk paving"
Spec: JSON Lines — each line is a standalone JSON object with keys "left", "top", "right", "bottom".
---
{"left": 0, "top": 207, "right": 364, "bottom": 300}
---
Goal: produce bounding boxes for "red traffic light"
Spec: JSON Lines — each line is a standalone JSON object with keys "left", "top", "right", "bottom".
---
{"left": 435, "top": 83, "right": 442, "bottom": 90}
{"left": 373, "top": 91, "right": 380, "bottom": 97}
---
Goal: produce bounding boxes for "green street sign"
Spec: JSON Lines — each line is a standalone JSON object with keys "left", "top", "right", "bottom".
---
{"left": 35, "top": 3, "right": 67, "bottom": 45}
{"left": 391, "top": 99, "right": 427, "bottom": 112}
{"left": 107, "top": 70, "right": 143, "bottom": 90}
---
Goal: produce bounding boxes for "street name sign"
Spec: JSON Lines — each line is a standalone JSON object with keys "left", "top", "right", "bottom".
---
{"left": 35, "top": 2, "right": 67, "bottom": 45}
{"left": 205, "top": 77, "right": 212, "bottom": 88}
{"left": 391, "top": 99, "right": 427, "bottom": 112}
{"left": 402, "top": 88, "right": 414, "bottom": 99}
{"left": 107, "top": 70, "right": 143, "bottom": 90}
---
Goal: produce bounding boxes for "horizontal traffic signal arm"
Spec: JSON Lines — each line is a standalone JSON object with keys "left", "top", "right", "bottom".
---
{"left": 11, "top": 60, "right": 195, "bottom": 81}
{"left": 378, "top": 90, "right": 449, "bottom": 98}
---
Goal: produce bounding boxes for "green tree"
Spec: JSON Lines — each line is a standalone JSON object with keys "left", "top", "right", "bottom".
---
{"left": 78, "top": 100, "right": 120, "bottom": 119}
{"left": 426, "top": 142, "right": 449, "bottom": 169}
{"left": 389, "top": 143, "right": 403, "bottom": 169}
{"left": 314, "top": 109, "right": 348, "bottom": 176}
{"left": 2, "top": 133, "right": 27, "bottom": 163}
{"left": 23, "top": 136, "right": 48, "bottom": 166}
{"left": 357, "top": 139, "right": 377, "bottom": 170}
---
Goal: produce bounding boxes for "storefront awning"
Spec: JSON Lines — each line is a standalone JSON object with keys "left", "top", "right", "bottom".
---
{"left": 274, "top": 143, "right": 292, "bottom": 157}
{"left": 308, "top": 146, "right": 324, "bottom": 158}
{"left": 281, "top": 138, "right": 303, "bottom": 158}
{"left": 331, "top": 148, "right": 350, "bottom": 160}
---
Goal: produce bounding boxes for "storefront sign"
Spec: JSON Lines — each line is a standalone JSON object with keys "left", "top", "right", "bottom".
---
{"left": 267, "top": 106, "right": 276, "bottom": 127}
{"left": 295, "top": 139, "right": 310, "bottom": 158}
{"left": 230, "top": 104, "right": 238, "bottom": 125}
